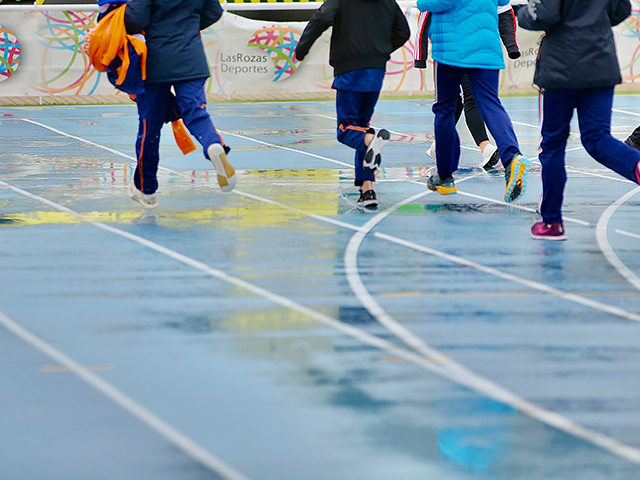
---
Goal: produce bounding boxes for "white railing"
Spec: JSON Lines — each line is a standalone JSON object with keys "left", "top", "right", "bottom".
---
{"left": 0, "top": 1, "right": 416, "bottom": 11}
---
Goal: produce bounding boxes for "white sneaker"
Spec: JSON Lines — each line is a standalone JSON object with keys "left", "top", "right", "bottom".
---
{"left": 426, "top": 142, "right": 436, "bottom": 159}
{"left": 479, "top": 143, "right": 500, "bottom": 169}
{"left": 207, "top": 143, "right": 236, "bottom": 192}
{"left": 363, "top": 129, "right": 390, "bottom": 173}
{"left": 128, "top": 182, "right": 159, "bottom": 209}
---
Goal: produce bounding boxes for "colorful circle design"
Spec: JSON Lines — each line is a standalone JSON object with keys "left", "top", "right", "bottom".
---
{"left": 0, "top": 26, "right": 21, "bottom": 82}
{"left": 248, "top": 26, "right": 300, "bottom": 82}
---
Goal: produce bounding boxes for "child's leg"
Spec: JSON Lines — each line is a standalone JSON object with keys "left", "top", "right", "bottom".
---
{"left": 432, "top": 62, "right": 464, "bottom": 178}
{"left": 174, "top": 78, "right": 236, "bottom": 191}
{"left": 576, "top": 87, "right": 640, "bottom": 184}
{"left": 173, "top": 78, "right": 224, "bottom": 155}
{"left": 134, "top": 82, "right": 172, "bottom": 194}
{"left": 538, "top": 88, "right": 576, "bottom": 224}
{"left": 336, "top": 89, "right": 379, "bottom": 187}
{"left": 466, "top": 68, "right": 520, "bottom": 165}
{"left": 461, "top": 73, "right": 490, "bottom": 146}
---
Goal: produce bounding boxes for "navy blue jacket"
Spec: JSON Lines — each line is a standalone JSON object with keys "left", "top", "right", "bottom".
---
{"left": 125, "top": 0, "right": 222, "bottom": 83}
{"left": 517, "top": 0, "right": 630, "bottom": 89}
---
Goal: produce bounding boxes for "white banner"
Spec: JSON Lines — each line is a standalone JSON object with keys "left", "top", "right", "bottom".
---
{"left": 1, "top": 6, "right": 640, "bottom": 98}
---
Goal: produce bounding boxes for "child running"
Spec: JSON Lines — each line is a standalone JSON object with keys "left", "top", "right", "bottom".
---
{"left": 518, "top": 0, "right": 640, "bottom": 240}
{"left": 124, "top": 0, "right": 235, "bottom": 209}
{"left": 294, "top": 0, "right": 410, "bottom": 209}
{"left": 417, "top": 0, "right": 529, "bottom": 202}
{"left": 415, "top": 6, "right": 521, "bottom": 170}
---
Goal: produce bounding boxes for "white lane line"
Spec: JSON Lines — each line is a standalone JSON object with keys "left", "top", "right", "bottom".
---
{"left": 312, "top": 113, "right": 436, "bottom": 145}
{"left": 344, "top": 189, "right": 449, "bottom": 360}
{"left": 0, "top": 309, "right": 252, "bottom": 480}
{"left": 617, "top": 229, "right": 640, "bottom": 240}
{"left": 6, "top": 182, "right": 640, "bottom": 466}
{"left": 234, "top": 190, "right": 361, "bottom": 232}
{"left": 234, "top": 181, "right": 639, "bottom": 324}
{"left": 566, "top": 168, "right": 636, "bottom": 184}
{"left": 217, "top": 129, "right": 352, "bottom": 168}
{"left": 375, "top": 232, "right": 640, "bottom": 323}
{"left": 21, "top": 118, "right": 178, "bottom": 174}
{"left": 456, "top": 190, "right": 590, "bottom": 226}
{"left": 340, "top": 184, "right": 640, "bottom": 463}
{"left": 612, "top": 108, "right": 640, "bottom": 118}
{"left": 596, "top": 186, "right": 640, "bottom": 292}
{"left": 511, "top": 120, "right": 541, "bottom": 129}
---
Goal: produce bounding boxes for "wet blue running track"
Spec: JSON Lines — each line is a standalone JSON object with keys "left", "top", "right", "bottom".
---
{"left": 1, "top": 96, "right": 640, "bottom": 480}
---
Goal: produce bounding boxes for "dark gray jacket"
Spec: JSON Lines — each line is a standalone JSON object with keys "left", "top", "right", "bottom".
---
{"left": 295, "top": 0, "right": 410, "bottom": 76}
{"left": 517, "top": 0, "right": 630, "bottom": 89}
{"left": 125, "top": 0, "right": 222, "bottom": 83}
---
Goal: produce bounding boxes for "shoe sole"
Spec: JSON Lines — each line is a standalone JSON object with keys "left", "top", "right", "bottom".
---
{"left": 208, "top": 143, "right": 236, "bottom": 192}
{"left": 505, "top": 155, "right": 529, "bottom": 203}
{"left": 363, "top": 129, "right": 390, "bottom": 173}
{"left": 427, "top": 182, "right": 457, "bottom": 195}
{"left": 357, "top": 200, "right": 379, "bottom": 209}
{"left": 531, "top": 233, "right": 567, "bottom": 241}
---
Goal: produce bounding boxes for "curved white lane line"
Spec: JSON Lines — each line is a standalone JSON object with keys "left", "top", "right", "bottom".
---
{"left": 596, "top": 186, "right": 640, "bottom": 292}
{"left": 342, "top": 193, "right": 640, "bottom": 463}
{"left": 5, "top": 183, "right": 640, "bottom": 465}
{"left": 344, "top": 189, "right": 448, "bottom": 359}
{"left": 13, "top": 179, "right": 610, "bottom": 467}
{"left": 0, "top": 311, "right": 252, "bottom": 480}
{"left": 234, "top": 184, "right": 640, "bottom": 325}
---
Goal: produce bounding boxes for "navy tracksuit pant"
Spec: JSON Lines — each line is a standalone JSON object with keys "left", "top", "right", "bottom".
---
{"left": 433, "top": 63, "right": 521, "bottom": 177}
{"left": 335, "top": 89, "right": 379, "bottom": 186}
{"left": 539, "top": 87, "right": 640, "bottom": 223}
{"left": 134, "top": 78, "right": 222, "bottom": 194}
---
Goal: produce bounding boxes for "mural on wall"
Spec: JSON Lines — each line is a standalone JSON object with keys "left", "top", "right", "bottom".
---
{"left": 27, "top": 10, "right": 101, "bottom": 95}
{"left": 0, "top": 25, "right": 21, "bottom": 82}
{"left": 247, "top": 26, "right": 300, "bottom": 82}
{"left": 1, "top": 3, "right": 640, "bottom": 97}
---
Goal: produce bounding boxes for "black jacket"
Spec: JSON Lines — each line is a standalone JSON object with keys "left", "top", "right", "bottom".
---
{"left": 295, "top": 0, "right": 410, "bottom": 76}
{"left": 517, "top": 0, "right": 630, "bottom": 89}
{"left": 125, "top": 0, "right": 223, "bottom": 83}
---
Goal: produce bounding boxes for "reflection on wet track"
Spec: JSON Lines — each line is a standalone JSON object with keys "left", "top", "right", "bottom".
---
{"left": 1, "top": 98, "right": 640, "bottom": 479}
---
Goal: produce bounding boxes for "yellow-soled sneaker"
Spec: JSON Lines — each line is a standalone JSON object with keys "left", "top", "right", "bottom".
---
{"left": 504, "top": 154, "right": 529, "bottom": 202}
{"left": 207, "top": 143, "right": 236, "bottom": 192}
{"left": 427, "top": 174, "right": 457, "bottom": 195}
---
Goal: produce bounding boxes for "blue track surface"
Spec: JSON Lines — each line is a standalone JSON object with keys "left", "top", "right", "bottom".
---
{"left": 1, "top": 96, "right": 640, "bottom": 479}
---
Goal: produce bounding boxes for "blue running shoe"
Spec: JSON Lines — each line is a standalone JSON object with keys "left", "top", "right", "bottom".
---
{"left": 427, "top": 174, "right": 457, "bottom": 195}
{"left": 504, "top": 154, "right": 529, "bottom": 202}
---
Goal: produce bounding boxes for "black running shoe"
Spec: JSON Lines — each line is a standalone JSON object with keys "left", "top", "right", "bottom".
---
{"left": 357, "top": 189, "right": 378, "bottom": 209}
{"left": 625, "top": 137, "right": 640, "bottom": 151}
{"left": 363, "top": 129, "right": 390, "bottom": 173}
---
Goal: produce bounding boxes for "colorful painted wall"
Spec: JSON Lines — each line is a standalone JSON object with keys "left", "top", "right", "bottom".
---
{"left": 2, "top": 5, "right": 640, "bottom": 98}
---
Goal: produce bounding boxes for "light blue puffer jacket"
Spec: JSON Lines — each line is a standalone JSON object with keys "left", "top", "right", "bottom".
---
{"left": 416, "top": 0, "right": 509, "bottom": 70}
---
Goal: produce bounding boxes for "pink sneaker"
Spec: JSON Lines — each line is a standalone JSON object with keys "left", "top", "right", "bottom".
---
{"left": 531, "top": 222, "right": 567, "bottom": 240}
{"left": 635, "top": 161, "right": 640, "bottom": 184}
